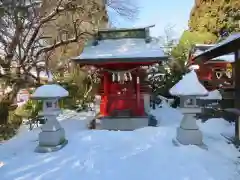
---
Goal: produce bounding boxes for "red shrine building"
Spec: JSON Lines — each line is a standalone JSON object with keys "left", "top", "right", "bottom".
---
{"left": 72, "top": 26, "right": 168, "bottom": 130}
{"left": 187, "top": 44, "right": 234, "bottom": 91}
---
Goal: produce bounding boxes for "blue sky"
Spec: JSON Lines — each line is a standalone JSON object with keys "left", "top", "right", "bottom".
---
{"left": 109, "top": 0, "right": 194, "bottom": 38}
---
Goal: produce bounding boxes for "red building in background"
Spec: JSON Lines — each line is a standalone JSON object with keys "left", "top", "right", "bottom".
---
{"left": 187, "top": 44, "right": 234, "bottom": 91}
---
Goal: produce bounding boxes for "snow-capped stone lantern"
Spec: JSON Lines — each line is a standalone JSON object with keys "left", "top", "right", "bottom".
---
{"left": 198, "top": 89, "right": 222, "bottom": 107}
{"left": 31, "top": 84, "right": 69, "bottom": 153}
{"left": 170, "top": 70, "right": 209, "bottom": 145}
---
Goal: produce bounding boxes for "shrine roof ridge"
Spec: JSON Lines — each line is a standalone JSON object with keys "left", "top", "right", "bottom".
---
{"left": 97, "top": 25, "right": 155, "bottom": 33}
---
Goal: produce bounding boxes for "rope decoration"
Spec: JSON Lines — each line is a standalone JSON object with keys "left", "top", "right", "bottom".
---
{"left": 104, "top": 68, "right": 137, "bottom": 83}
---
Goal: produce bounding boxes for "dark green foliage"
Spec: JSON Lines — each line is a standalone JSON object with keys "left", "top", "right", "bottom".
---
{"left": 60, "top": 82, "right": 96, "bottom": 110}
{"left": 155, "top": 69, "right": 185, "bottom": 97}
{"left": 0, "top": 124, "right": 16, "bottom": 141}
{"left": 0, "top": 100, "right": 21, "bottom": 141}
{"left": 15, "top": 100, "right": 42, "bottom": 119}
{"left": 0, "top": 110, "right": 22, "bottom": 141}
{"left": 148, "top": 60, "right": 186, "bottom": 109}
{"left": 171, "top": 97, "right": 180, "bottom": 108}
{"left": 55, "top": 67, "right": 99, "bottom": 110}
{"left": 24, "top": 100, "right": 43, "bottom": 118}
{"left": 59, "top": 82, "right": 85, "bottom": 109}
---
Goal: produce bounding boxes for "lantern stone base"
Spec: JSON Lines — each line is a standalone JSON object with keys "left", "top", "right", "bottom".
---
{"left": 39, "top": 127, "right": 65, "bottom": 146}
{"left": 176, "top": 127, "right": 203, "bottom": 145}
{"left": 35, "top": 125, "right": 67, "bottom": 153}
{"left": 35, "top": 139, "right": 68, "bottom": 153}
{"left": 176, "top": 113, "right": 203, "bottom": 145}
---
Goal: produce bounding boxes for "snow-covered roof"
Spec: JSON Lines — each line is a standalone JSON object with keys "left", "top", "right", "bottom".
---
{"left": 31, "top": 84, "right": 68, "bottom": 99}
{"left": 188, "top": 64, "right": 200, "bottom": 70}
{"left": 198, "top": 90, "right": 222, "bottom": 100}
{"left": 72, "top": 38, "right": 168, "bottom": 61}
{"left": 194, "top": 44, "right": 216, "bottom": 48}
{"left": 169, "top": 70, "right": 208, "bottom": 96}
{"left": 99, "top": 25, "right": 154, "bottom": 32}
{"left": 211, "top": 54, "right": 235, "bottom": 63}
{"left": 194, "top": 51, "right": 234, "bottom": 63}
{"left": 201, "top": 33, "right": 240, "bottom": 54}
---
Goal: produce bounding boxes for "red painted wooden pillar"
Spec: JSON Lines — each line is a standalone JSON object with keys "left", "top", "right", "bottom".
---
{"left": 103, "top": 71, "right": 109, "bottom": 116}
{"left": 136, "top": 70, "right": 140, "bottom": 115}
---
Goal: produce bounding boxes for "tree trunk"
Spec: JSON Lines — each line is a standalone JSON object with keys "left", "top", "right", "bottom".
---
{"left": 0, "top": 101, "right": 10, "bottom": 125}
{"left": 0, "top": 83, "right": 21, "bottom": 125}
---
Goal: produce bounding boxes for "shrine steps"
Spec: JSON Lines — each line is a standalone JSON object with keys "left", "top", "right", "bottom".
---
{"left": 95, "top": 116, "right": 149, "bottom": 131}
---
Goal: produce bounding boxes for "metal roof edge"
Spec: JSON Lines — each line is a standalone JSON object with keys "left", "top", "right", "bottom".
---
{"left": 97, "top": 25, "right": 155, "bottom": 32}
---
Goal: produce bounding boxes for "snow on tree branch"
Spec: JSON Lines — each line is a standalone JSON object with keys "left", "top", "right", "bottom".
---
{"left": 107, "top": 0, "right": 139, "bottom": 20}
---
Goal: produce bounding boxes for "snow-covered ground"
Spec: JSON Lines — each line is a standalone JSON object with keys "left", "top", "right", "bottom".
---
{"left": 0, "top": 104, "right": 240, "bottom": 180}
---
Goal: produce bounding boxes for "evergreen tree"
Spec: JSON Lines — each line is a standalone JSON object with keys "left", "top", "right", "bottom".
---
{"left": 189, "top": 0, "right": 240, "bottom": 40}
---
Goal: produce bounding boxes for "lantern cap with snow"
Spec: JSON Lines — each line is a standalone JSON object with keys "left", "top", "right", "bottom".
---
{"left": 31, "top": 84, "right": 69, "bottom": 114}
{"left": 31, "top": 84, "right": 69, "bottom": 100}
{"left": 169, "top": 70, "right": 209, "bottom": 107}
{"left": 198, "top": 89, "right": 222, "bottom": 100}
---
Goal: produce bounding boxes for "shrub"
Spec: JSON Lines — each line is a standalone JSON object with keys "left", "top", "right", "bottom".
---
{"left": 24, "top": 100, "right": 42, "bottom": 118}
{"left": 0, "top": 109, "right": 22, "bottom": 141}
{"left": 0, "top": 124, "right": 16, "bottom": 141}
{"left": 15, "top": 100, "right": 42, "bottom": 119}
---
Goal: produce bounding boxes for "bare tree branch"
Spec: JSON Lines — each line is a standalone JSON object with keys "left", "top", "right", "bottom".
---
{"left": 35, "top": 32, "right": 90, "bottom": 58}
{"left": 0, "top": 0, "right": 139, "bottom": 107}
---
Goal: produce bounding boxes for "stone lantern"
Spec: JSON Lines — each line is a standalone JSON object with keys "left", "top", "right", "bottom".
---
{"left": 31, "top": 84, "right": 69, "bottom": 153}
{"left": 198, "top": 89, "right": 222, "bottom": 101}
{"left": 169, "top": 70, "right": 209, "bottom": 145}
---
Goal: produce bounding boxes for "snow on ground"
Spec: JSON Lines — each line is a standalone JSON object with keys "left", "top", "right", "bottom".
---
{"left": 0, "top": 104, "right": 240, "bottom": 180}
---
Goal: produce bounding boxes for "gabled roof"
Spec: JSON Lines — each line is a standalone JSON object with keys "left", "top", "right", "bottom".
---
{"left": 72, "top": 38, "right": 168, "bottom": 64}
{"left": 207, "top": 54, "right": 235, "bottom": 63}
{"left": 193, "top": 33, "right": 240, "bottom": 62}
